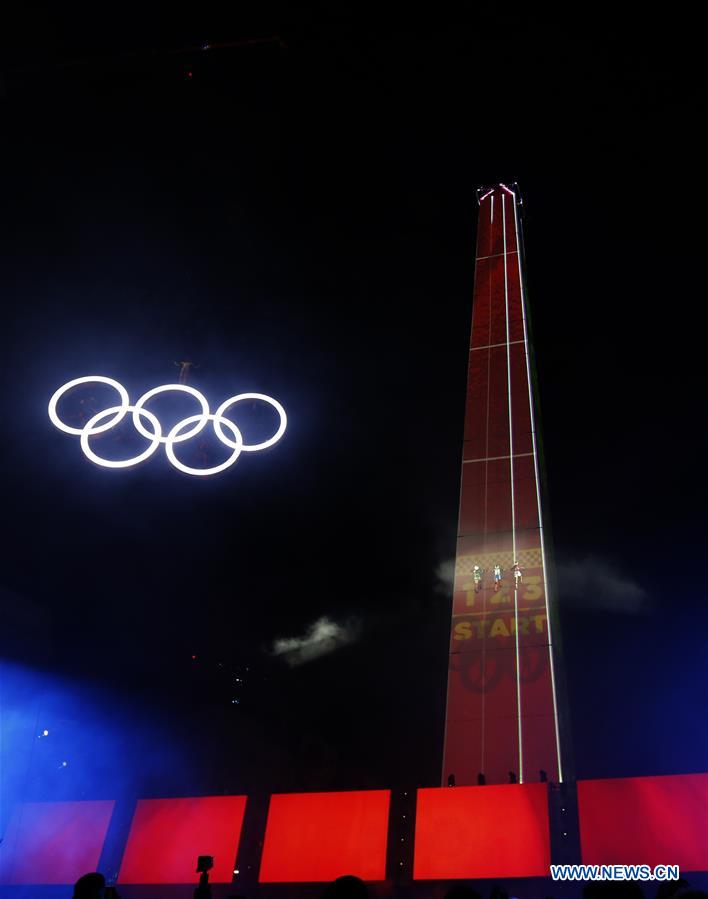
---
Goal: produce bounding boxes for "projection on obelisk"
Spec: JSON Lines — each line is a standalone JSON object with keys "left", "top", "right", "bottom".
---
{"left": 442, "top": 183, "right": 563, "bottom": 786}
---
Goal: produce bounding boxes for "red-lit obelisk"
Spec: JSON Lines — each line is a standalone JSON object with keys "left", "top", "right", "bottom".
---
{"left": 442, "top": 183, "right": 564, "bottom": 786}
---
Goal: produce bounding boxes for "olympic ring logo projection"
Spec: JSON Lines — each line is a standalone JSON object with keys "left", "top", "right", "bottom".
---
{"left": 48, "top": 376, "right": 287, "bottom": 477}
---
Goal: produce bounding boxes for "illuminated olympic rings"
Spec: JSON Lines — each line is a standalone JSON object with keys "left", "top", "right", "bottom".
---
{"left": 48, "top": 376, "right": 287, "bottom": 477}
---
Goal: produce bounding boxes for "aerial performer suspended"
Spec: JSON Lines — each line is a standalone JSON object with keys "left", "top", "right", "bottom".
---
{"left": 493, "top": 564, "right": 503, "bottom": 592}
{"left": 512, "top": 561, "right": 524, "bottom": 589}
{"left": 175, "top": 360, "right": 198, "bottom": 384}
{"left": 473, "top": 565, "right": 484, "bottom": 593}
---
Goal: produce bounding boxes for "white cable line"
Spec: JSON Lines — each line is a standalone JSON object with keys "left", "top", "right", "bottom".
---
{"left": 503, "top": 194, "right": 524, "bottom": 783}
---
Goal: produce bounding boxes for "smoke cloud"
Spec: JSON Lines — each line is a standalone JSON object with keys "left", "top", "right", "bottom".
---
{"left": 557, "top": 557, "right": 649, "bottom": 613}
{"left": 434, "top": 558, "right": 456, "bottom": 595}
{"left": 270, "top": 616, "right": 362, "bottom": 666}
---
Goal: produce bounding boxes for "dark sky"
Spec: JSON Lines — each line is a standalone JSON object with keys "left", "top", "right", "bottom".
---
{"left": 0, "top": 8, "right": 705, "bottom": 803}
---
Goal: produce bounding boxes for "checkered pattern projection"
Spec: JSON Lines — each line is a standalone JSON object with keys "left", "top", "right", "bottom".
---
{"left": 442, "top": 185, "right": 562, "bottom": 785}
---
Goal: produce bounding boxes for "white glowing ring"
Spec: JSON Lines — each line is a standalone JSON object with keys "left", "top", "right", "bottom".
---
{"left": 165, "top": 414, "right": 244, "bottom": 477}
{"left": 48, "top": 376, "right": 130, "bottom": 435}
{"left": 49, "top": 377, "right": 287, "bottom": 476}
{"left": 80, "top": 405, "right": 163, "bottom": 468}
{"left": 132, "top": 384, "right": 210, "bottom": 444}
{"left": 214, "top": 393, "right": 288, "bottom": 452}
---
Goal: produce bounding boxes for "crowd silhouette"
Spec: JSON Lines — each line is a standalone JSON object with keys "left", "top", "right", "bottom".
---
{"left": 68, "top": 871, "right": 708, "bottom": 899}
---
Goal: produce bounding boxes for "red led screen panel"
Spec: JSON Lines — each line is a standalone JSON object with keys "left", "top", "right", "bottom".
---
{"left": 0, "top": 800, "right": 115, "bottom": 885}
{"left": 414, "top": 784, "right": 550, "bottom": 880}
{"left": 578, "top": 775, "right": 708, "bottom": 871}
{"left": 259, "top": 790, "right": 390, "bottom": 882}
{"left": 443, "top": 184, "right": 562, "bottom": 785}
{"left": 118, "top": 796, "right": 247, "bottom": 884}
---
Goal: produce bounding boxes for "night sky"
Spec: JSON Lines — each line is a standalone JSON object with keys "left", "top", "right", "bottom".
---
{"left": 0, "top": 9, "right": 705, "bottom": 807}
